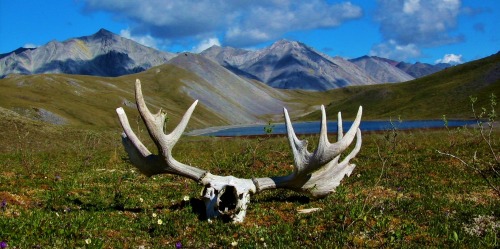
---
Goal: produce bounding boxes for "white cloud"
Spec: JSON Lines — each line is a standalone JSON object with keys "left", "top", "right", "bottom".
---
{"left": 369, "top": 0, "right": 467, "bottom": 61}
{"left": 120, "top": 28, "right": 158, "bottom": 48}
{"left": 403, "top": 0, "right": 421, "bottom": 14}
{"left": 83, "top": 0, "right": 362, "bottom": 47}
{"left": 435, "top": 53, "right": 463, "bottom": 64}
{"left": 369, "top": 40, "right": 421, "bottom": 61}
{"left": 23, "top": 43, "right": 38, "bottom": 49}
{"left": 375, "top": 0, "right": 463, "bottom": 47}
{"left": 192, "top": 37, "right": 221, "bottom": 53}
{"left": 225, "top": 1, "right": 362, "bottom": 46}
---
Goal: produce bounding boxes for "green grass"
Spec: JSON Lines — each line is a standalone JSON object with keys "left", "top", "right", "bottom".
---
{"left": 0, "top": 110, "right": 498, "bottom": 248}
{"left": 303, "top": 52, "right": 500, "bottom": 120}
{"left": 0, "top": 52, "right": 498, "bottom": 248}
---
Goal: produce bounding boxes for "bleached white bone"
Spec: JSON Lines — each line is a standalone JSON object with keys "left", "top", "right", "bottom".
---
{"left": 116, "top": 79, "right": 362, "bottom": 222}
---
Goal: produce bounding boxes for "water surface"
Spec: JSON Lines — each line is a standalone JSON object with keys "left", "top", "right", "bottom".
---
{"left": 195, "top": 120, "right": 477, "bottom": 137}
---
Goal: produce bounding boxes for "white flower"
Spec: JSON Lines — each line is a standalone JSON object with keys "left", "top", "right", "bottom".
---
{"left": 85, "top": 238, "right": 91, "bottom": 244}
{"left": 183, "top": 195, "right": 190, "bottom": 202}
{"left": 157, "top": 219, "right": 163, "bottom": 225}
{"left": 231, "top": 241, "right": 238, "bottom": 247}
{"left": 152, "top": 213, "right": 157, "bottom": 218}
{"left": 139, "top": 197, "right": 144, "bottom": 203}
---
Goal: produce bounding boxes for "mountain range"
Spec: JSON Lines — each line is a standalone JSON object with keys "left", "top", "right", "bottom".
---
{"left": 0, "top": 29, "right": 450, "bottom": 90}
{"left": 201, "top": 40, "right": 453, "bottom": 90}
{"left": 201, "top": 40, "right": 379, "bottom": 90}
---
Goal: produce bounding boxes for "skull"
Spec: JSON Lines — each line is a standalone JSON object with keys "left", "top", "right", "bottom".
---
{"left": 200, "top": 175, "right": 256, "bottom": 223}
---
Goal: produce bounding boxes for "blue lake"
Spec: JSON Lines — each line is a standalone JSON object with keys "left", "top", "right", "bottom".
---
{"left": 198, "top": 120, "right": 478, "bottom": 137}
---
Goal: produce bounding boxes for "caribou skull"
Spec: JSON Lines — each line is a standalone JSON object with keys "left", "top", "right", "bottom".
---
{"left": 116, "top": 79, "right": 362, "bottom": 223}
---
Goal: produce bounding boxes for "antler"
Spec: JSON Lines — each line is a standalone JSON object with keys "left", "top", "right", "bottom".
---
{"left": 116, "top": 79, "right": 207, "bottom": 180}
{"left": 253, "top": 105, "right": 362, "bottom": 197}
{"left": 117, "top": 79, "right": 256, "bottom": 222}
{"left": 116, "top": 79, "right": 362, "bottom": 222}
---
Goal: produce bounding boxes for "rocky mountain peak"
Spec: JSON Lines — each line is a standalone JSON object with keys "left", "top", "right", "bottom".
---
{"left": 272, "top": 39, "right": 298, "bottom": 47}
{"left": 206, "top": 44, "right": 221, "bottom": 50}
{"left": 94, "top": 28, "right": 114, "bottom": 37}
{"left": 268, "top": 39, "right": 310, "bottom": 53}
{"left": 0, "top": 28, "right": 174, "bottom": 78}
{"left": 201, "top": 45, "right": 224, "bottom": 57}
{"left": 81, "top": 28, "right": 119, "bottom": 44}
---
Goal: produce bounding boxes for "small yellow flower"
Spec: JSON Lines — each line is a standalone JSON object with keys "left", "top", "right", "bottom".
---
{"left": 157, "top": 219, "right": 163, "bottom": 225}
{"left": 152, "top": 213, "right": 157, "bottom": 218}
{"left": 183, "top": 195, "right": 190, "bottom": 202}
{"left": 139, "top": 197, "right": 144, "bottom": 203}
{"left": 85, "top": 238, "right": 91, "bottom": 244}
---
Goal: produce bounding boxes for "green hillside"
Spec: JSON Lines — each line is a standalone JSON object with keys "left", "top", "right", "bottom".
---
{"left": 0, "top": 65, "right": 232, "bottom": 130}
{"left": 0, "top": 62, "right": 336, "bottom": 130}
{"left": 0, "top": 51, "right": 498, "bottom": 133}
{"left": 304, "top": 52, "right": 500, "bottom": 121}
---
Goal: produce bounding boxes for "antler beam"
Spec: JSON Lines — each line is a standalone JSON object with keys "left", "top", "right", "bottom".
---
{"left": 116, "top": 79, "right": 362, "bottom": 222}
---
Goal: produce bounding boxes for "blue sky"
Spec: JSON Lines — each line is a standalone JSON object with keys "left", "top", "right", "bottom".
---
{"left": 0, "top": 0, "right": 498, "bottom": 64}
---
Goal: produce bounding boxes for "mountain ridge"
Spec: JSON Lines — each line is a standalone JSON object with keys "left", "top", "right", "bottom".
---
{"left": 1, "top": 29, "right": 453, "bottom": 90}
{"left": 202, "top": 40, "right": 380, "bottom": 90}
{"left": 349, "top": 56, "right": 415, "bottom": 83}
{"left": 0, "top": 29, "right": 175, "bottom": 78}
{"left": 395, "top": 61, "right": 451, "bottom": 78}
{"left": 201, "top": 40, "right": 452, "bottom": 90}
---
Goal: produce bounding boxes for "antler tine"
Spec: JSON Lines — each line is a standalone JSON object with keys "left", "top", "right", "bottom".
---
{"left": 318, "top": 105, "right": 329, "bottom": 151}
{"left": 134, "top": 79, "right": 169, "bottom": 149}
{"left": 315, "top": 105, "right": 333, "bottom": 167}
{"left": 339, "top": 128, "right": 362, "bottom": 167}
{"left": 116, "top": 107, "right": 152, "bottom": 158}
{"left": 283, "top": 107, "right": 311, "bottom": 174}
{"left": 337, "top": 111, "right": 343, "bottom": 141}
